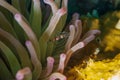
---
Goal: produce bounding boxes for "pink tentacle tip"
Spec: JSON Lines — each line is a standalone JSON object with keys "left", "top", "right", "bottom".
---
{"left": 47, "top": 56, "right": 54, "bottom": 64}
{"left": 73, "top": 13, "right": 79, "bottom": 18}
{"left": 57, "top": 53, "right": 66, "bottom": 73}
{"left": 71, "top": 42, "right": 85, "bottom": 52}
{"left": 91, "top": 30, "right": 101, "bottom": 35}
{"left": 69, "top": 25, "right": 74, "bottom": 30}
{"left": 45, "top": 57, "right": 55, "bottom": 76}
{"left": 78, "top": 42, "right": 85, "bottom": 48}
{"left": 97, "top": 31, "right": 101, "bottom": 34}
{"left": 25, "top": 40, "right": 30, "bottom": 45}
{"left": 16, "top": 73, "right": 24, "bottom": 80}
{"left": 74, "top": 42, "right": 85, "bottom": 50}
{"left": 57, "top": 7, "right": 67, "bottom": 15}
{"left": 60, "top": 53, "right": 66, "bottom": 61}
{"left": 16, "top": 67, "right": 31, "bottom": 80}
{"left": 14, "top": 13, "right": 22, "bottom": 21}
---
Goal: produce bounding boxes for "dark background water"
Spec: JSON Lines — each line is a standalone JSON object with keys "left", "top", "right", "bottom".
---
{"left": 67, "top": 0, "right": 120, "bottom": 21}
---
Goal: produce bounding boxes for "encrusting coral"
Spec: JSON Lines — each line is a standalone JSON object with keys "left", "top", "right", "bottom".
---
{"left": 67, "top": 53, "right": 120, "bottom": 80}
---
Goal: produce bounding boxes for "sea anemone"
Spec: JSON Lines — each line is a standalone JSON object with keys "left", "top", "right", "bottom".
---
{"left": 0, "top": 0, "right": 100, "bottom": 80}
